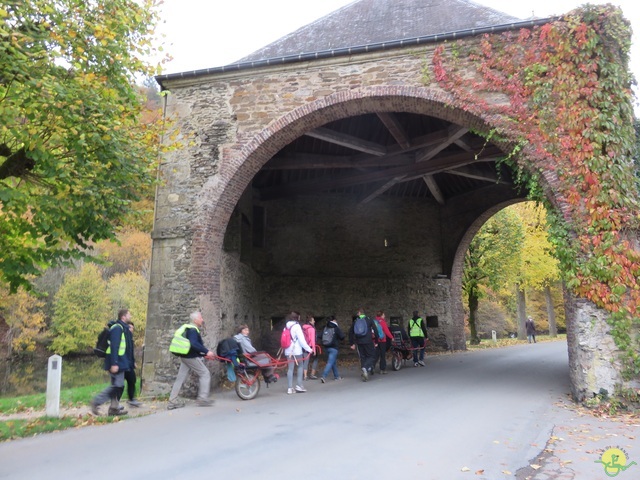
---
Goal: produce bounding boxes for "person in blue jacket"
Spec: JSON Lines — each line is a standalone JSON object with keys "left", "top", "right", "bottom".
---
{"left": 90, "top": 309, "right": 134, "bottom": 416}
{"left": 167, "top": 311, "right": 215, "bottom": 410}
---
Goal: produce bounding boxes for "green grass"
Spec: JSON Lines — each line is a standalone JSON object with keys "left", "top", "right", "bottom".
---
{"left": 0, "top": 415, "right": 118, "bottom": 442}
{"left": 0, "top": 383, "right": 109, "bottom": 415}
{"left": 0, "top": 381, "right": 146, "bottom": 442}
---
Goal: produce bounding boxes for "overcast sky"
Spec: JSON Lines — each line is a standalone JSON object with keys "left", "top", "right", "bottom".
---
{"left": 155, "top": 0, "right": 639, "bottom": 111}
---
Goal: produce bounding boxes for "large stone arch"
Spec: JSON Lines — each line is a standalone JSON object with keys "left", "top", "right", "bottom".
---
{"left": 148, "top": 13, "right": 636, "bottom": 400}
{"left": 193, "top": 86, "right": 524, "bottom": 293}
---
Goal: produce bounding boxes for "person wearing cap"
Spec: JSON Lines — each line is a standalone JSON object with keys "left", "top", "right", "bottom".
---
{"left": 407, "top": 310, "right": 428, "bottom": 367}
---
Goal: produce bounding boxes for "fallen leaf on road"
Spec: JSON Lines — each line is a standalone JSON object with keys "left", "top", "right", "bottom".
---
{"left": 530, "top": 464, "right": 541, "bottom": 470}
{"left": 461, "top": 467, "right": 470, "bottom": 472}
{"left": 475, "top": 470, "right": 484, "bottom": 475}
{"left": 502, "top": 470, "right": 512, "bottom": 475}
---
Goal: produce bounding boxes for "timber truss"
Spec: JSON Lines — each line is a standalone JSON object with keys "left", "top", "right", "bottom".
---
{"left": 253, "top": 112, "right": 512, "bottom": 204}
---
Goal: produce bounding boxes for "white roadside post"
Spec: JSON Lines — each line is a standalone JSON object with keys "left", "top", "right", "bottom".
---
{"left": 491, "top": 330, "right": 497, "bottom": 344}
{"left": 46, "top": 354, "right": 62, "bottom": 417}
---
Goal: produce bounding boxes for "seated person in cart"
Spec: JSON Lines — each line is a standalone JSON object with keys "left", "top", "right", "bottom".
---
{"left": 232, "top": 325, "right": 278, "bottom": 384}
{"left": 388, "top": 318, "right": 412, "bottom": 358}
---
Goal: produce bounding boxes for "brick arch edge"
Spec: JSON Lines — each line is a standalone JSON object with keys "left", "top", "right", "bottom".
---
{"left": 191, "top": 86, "right": 534, "bottom": 302}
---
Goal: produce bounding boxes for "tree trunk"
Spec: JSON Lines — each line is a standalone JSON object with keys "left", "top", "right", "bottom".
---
{"left": 468, "top": 290, "right": 481, "bottom": 345}
{"left": 516, "top": 284, "right": 527, "bottom": 340}
{"left": 545, "top": 285, "right": 557, "bottom": 337}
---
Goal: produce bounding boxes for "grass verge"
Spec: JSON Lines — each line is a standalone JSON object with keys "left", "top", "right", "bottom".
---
{"left": 0, "top": 415, "right": 119, "bottom": 442}
{"left": 0, "top": 383, "right": 109, "bottom": 415}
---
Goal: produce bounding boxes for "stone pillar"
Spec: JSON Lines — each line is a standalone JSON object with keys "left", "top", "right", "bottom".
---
{"left": 566, "top": 293, "right": 624, "bottom": 401}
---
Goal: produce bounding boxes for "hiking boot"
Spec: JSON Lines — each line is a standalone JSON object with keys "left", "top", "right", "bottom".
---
{"left": 295, "top": 385, "right": 307, "bottom": 393}
{"left": 361, "top": 367, "right": 368, "bottom": 382}
{"left": 320, "top": 377, "right": 326, "bottom": 383}
{"left": 287, "top": 388, "right": 294, "bottom": 395}
{"left": 127, "top": 399, "right": 143, "bottom": 407}
{"left": 418, "top": 360, "right": 425, "bottom": 366}
{"left": 108, "top": 407, "right": 128, "bottom": 416}
{"left": 90, "top": 401, "right": 100, "bottom": 416}
{"left": 196, "top": 399, "right": 214, "bottom": 407}
{"left": 167, "top": 401, "right": 185, "bottom": 410}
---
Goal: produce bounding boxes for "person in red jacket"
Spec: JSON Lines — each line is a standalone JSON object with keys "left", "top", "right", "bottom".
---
{"left": 373, "top": 310, "right": 394, "bottom": 374}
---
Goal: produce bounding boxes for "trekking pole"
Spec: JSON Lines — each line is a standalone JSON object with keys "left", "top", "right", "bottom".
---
{"left": 139, "top": 344, "right": 145, "bottom": 392}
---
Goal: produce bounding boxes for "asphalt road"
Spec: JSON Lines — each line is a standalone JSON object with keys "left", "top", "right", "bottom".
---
{"left": 0, "top": 341, "right": 631, "bottom": 479}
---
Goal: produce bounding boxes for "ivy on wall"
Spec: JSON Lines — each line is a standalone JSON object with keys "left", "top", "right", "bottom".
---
{"left": 432, "top": 5, "right": 640, "bottom": 377}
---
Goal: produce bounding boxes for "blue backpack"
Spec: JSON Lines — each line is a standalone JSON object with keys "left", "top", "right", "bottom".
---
{"left": 372, "top": 319, "right": 384, "bottom": 340}
{"left": 353, "top": 316, "right": 368, "bottom": 337}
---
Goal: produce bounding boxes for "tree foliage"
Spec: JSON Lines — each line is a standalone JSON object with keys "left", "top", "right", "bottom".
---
{"left": 107, "top": 271, "right": 148, "bottom": 348}
{"left": 0, "top": 285, "right": 46, "bottom": 355}
{"left": 463, "top": 208, "right": 524, "bottom": 344}
{"left": 49, "top": 263, "right": 111, "bottom": 355}
{"left": 510, "top": 203, "right": 560, "bottom": 290}
{"left": 0, "top": 0, "right": 163, "bottom": 292}
{"left": 95, "top": 230, "right": 152, "bottom": 279}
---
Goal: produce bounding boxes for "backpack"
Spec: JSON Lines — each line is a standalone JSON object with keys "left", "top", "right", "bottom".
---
{"left": 216, "top": 337, "right": 241, "bottom": 360}
{"left": 216, "top": 337, "right": 242, "bottom": 366}
{"left": 321, "top": 325, "right": 336, "bottom": 346}
{"left": 280, "top": 325, "right": 293, "bottom": 349}
{"left": 93, "top": 321, "right": 116, "bottom": 357}
{"left": 372, "top": 318, "right": 384, "bottom": 340}
{"left": 353, "top": 316, "right": 368, "bottom": 337}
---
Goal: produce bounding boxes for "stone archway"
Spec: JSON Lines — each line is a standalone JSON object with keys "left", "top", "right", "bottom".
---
{"left": 147, "top": 9, "right": 638, "bottom": 401}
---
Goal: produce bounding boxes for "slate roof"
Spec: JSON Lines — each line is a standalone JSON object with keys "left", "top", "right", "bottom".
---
{"left": 238, "top": 0, "right": 522, "bottom": 63}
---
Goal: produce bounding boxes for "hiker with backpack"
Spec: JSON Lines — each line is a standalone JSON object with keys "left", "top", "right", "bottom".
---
{"left": 167, "top": 311, "right": 216, "bottom": 409}
{"left": 319, "top": 315, "right": 345, "bottom": 383}
{"left": 301, "top": 315, "right": 317, "bottom": 381}
{"left": 408, "top": 310, "right": 429, "bottom": 367}
{"left": 90, "top": 309, "right": 134, "bottom": 416}
{"left": 282, "top": 312, "right": 313, "bottom": 394}
{"left": 373, "top": 310, "right": 394, "bottom": 374}
{"left": 349, "top": 308, "right": 377, "bottom": 382}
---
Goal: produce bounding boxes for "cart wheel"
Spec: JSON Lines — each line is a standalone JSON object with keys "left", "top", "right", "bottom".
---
{"left": 235, "top": 370, "right": 261, "bottom": 400}
{"left": 391, "top": 352, "right": 402, "bottom": 371}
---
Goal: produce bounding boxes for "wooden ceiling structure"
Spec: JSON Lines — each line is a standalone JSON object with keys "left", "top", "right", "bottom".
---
{"left": 253, "top": 111, "right": 511, "bottom": 204}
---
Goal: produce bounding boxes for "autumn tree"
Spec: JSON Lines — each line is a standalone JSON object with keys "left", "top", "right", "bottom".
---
{"left": 0, "top": 285, "right": 46, "bottom": 356}
{"left": 107, "top": 271, "right": 149, "bottom": 348}
{"left": 95, "top": 230, "right": 152, "bottom": 279}
{"left": 49, "top": 263, "right": 111, "bottom": 355}
{"left": 463, "top": 208, "right": 524, "bottom": 344}
{"left": 510, "top": 203, "right": 561, "bottom": 336}
{"left": 0, "top": 0, "right": 164, "bottom": 292}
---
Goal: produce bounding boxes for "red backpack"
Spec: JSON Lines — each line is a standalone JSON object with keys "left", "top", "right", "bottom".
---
{"left": 280, "top": 325, "right": 293, "bottom": 349}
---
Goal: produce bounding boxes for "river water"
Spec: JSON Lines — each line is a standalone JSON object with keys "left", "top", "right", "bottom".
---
{"left": 0, "top": 356, "right": 111, "bottom": 398}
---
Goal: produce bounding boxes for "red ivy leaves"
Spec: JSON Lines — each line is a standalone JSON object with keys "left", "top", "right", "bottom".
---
{"left": 433, "top": 6, "right": 640, "bottom": 359}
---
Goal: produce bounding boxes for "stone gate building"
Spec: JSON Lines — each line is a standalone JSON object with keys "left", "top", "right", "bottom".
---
{"left": 146, "top": 0, "right": 638, "bottom": 401}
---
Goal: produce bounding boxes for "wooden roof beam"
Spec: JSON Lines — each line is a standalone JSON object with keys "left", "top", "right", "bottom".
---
{"left": 304, "top": 127, "right": 387, "bottom": 156}
{"left": 423, "top": 175, "right": 445, "bottom": 205}
{"left": 415, "top": 126, "right": 469, "bottom": 163}
{"left": 377, "top": 112, "right": 411, "bottom": 149}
